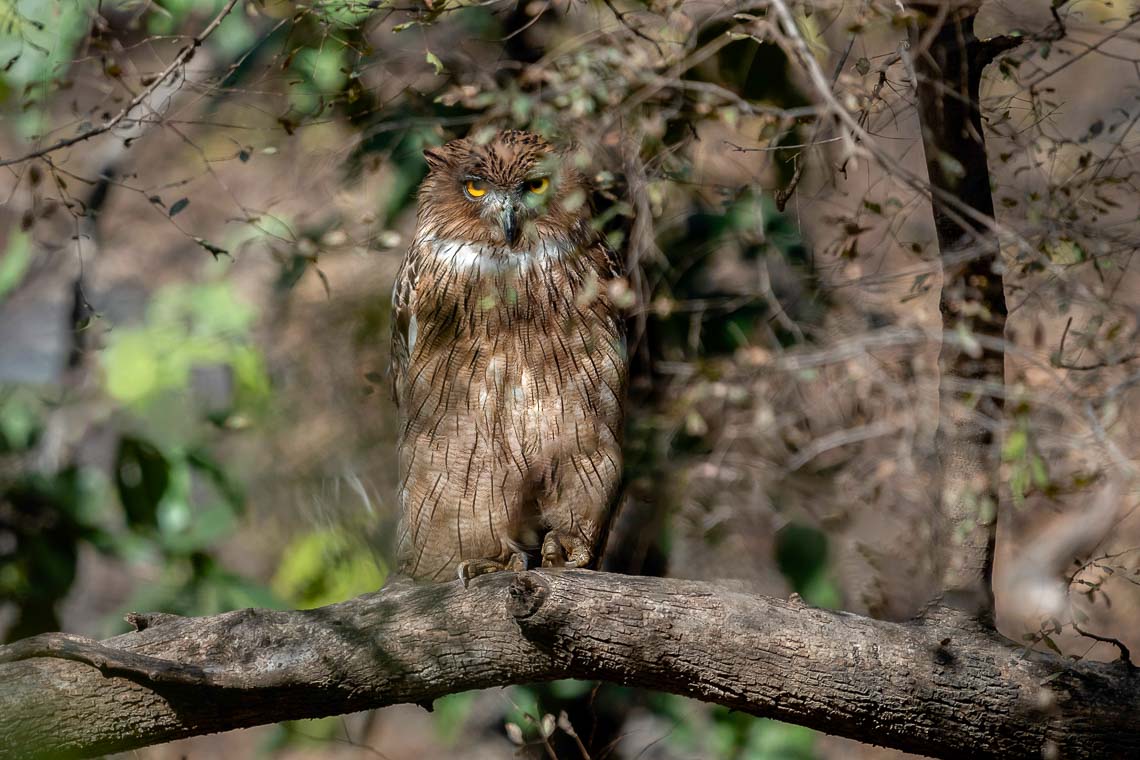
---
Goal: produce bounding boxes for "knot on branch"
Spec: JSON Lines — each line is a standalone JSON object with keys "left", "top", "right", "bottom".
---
{"left": 507, "top": 571, "right": 550, "bottom": 620}
{"left": 126, "top": 612, "right": 186, "bottom": 631}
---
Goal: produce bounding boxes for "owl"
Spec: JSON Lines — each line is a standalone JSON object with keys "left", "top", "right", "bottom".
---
{"left": 389, "top": 130, "right": 628, "bottom": 584}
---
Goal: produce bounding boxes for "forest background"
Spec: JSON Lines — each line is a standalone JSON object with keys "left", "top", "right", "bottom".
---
{"left": 1, "top": 1, "right": 1138, "bottom": 758}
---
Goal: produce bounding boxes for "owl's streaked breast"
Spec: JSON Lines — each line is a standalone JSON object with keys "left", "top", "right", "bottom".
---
{"left": 394, "top": 230, "right": 626, "bottom": 579}
{"left": 402, "top": 233, "right": 623, "bottom": 438}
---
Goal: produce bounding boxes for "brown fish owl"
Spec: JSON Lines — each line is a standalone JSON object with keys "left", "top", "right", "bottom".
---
{"left": 390, "top": 130, "right": 627, "bottom": 584}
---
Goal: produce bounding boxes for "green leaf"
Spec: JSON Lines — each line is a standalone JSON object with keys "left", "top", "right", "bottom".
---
{"left": 0, "top": 229, "right": 31, "bottom": 302}
{"left": 1030, "top": 456, "right": 1050, "bottom": 488}
{"left": 745, "top": 718, "right": 817, "bottom": 759}
{"left": 425, "top": 50, "right": 445, "bottom": 75}
{"left": 213, "top": 9, "right": 256, "bottom": 57}
{"left": 937, "top": 152, "right": 966, "bottom": 180}
{"left": 432, "top": 692, "right": 476, "bottom": 745}
{"left": 1045, "top": 238, "right": 1085, "bottom": 265}
{"left": 160, "top": 502, "right": 237, "bottom": 554}
{"left": 1010, "top": 464, "right": 1029, "bottom": 504}
{"left": 800, "top": 572, "right": 841, "bottom": 609}
{"left": 550, "top": 679, "right": 594, "bottom": 699}
{"left": 1002, "top": 429, "right": 1028, "bottom": 461}
{"left": 188, "top": 449, "right": 246, "bottom": 512}
{"left": 294, "top": 45, "right": 348, "bottom": 93}
{"left": 102, "top": 332, "right": 160, "bottom": 404}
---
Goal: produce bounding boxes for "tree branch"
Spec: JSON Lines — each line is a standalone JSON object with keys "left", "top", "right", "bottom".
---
{"left": 0, "top": 0, "right": 240, "bottom": 168}
{"left": 1, "top": 570, "right": 1138, "bottom": 760}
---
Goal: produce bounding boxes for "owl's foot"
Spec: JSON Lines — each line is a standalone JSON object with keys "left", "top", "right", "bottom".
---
{"left": 457, "top": 552, "right": 527, "bottom": 588}
{"left": 540, "top": 531, "right": 592, "bottom": 569}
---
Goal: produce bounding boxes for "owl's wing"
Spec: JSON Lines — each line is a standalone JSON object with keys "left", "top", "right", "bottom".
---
{"left": 389, "top": 249, "right": 418, "bottom": 408}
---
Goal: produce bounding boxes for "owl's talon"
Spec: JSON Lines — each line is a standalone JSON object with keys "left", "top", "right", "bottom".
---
{"left": 457, "top": 559, "right": 500, "bottom": 588}
{"left": 541, "top": 531, "right": 592, "bottom": 569}
{"left": 457, "top": 552, "right": 529, "bottom": 588}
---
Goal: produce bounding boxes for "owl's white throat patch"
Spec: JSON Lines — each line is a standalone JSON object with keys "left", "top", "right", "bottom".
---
{"left": 425, "top": 236, "right": 571, "bottom": 273}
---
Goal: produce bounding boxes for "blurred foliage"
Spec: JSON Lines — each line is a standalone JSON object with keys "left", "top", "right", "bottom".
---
{"left": 272, "top": 526, "right": 386, "bottom": 609}
{"left": 431, "top": 690, "right": 479, "bottom": 746}
{"left": 650, "top": 190, "right": 821, "bottom": 365}
{"left": 260, "top": 715, "right": 350, "bottom": 755}
{"left": 0, "top": 0, "right": 88, "bottom": 136}
{"left": 0, "top": 0, "right": 837, "bottom": 742}
{"left": 1, "top": 279, "right": 280, "bottom": 638}
{"left": 0, "top": 389, "right": 108, "bottom": 639}
{"left": 0, "top": 0, "right": 407, "bottom": 646}
{"left": 0, "top": 229, "right": 31, "bottom": 301}
{"left": 102, "top": 280, "right": 268, "bottom": 413}
{"left": 695, "top": 708, "right": 817, "bottom": 760}
{"left": 644, "top": 693, "right": 816, "bottom": 760}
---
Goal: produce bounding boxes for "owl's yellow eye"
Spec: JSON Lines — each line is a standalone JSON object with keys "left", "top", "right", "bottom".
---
{"left": 464, "top": 179, "right": 487, "bottom": 198}
{"left": 526, "top": 177, "right": 549, "bottom": 195}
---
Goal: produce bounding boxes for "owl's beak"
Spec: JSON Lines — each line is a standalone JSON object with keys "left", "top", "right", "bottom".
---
{"left": 500, "top": 204, "right": 521, "bottom": 248}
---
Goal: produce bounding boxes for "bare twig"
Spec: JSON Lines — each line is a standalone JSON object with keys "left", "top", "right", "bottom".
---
{"left": 1072, "top": 622, "right": 1135, "bottom": 669}
{"left": 1055, "top": 317, "right": 1140, "bottom": 371}
{"left": 601, "top": 0, "right": 664, "bottom": 58}
{"left": 786, "top": 419, "right": 900, "bottom": 471}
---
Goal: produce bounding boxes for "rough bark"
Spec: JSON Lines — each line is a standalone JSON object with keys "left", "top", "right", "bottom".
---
{"left": 1, "top": 570, "right": 1138, "bottom": 759}
{"left": 909, "top": 3, "right": 1018, "bottom": 617}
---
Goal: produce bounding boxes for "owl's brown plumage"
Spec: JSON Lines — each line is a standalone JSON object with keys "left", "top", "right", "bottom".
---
{"left": 390, "top": 130, "right": 627, "bottom": 583}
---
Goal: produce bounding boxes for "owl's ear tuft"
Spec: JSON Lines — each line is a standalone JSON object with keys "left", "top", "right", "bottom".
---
{"left": 423, "top": 146, "right": 448, "bottom": 170}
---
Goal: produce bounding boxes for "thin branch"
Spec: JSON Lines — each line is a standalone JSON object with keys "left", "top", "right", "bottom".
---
{"left": 0, "top": 0, "right": 241, "bottom": 168}
{"left": 601, "top": 0, "right": 664, "bottom": 58}
{"left": 762, "top": 0, "right": 1058, "bottom": 280}
{"left": 774, "top": 29, "right": 855, "bottom": 211}
{"left": 1055, "top": 316, "right": 1140, "bottom": 371}
{"left": 786, "top": 419, "right": 901, "bottom": 471}
{"left": 725, "top": 136, "right": 844, "bottom": 152}
{"left": 1072, "top": 622, "right": 1135, "bottom": 669}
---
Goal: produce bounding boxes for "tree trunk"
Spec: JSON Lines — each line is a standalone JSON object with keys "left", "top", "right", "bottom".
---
{"left": 909, "top": 3, "right": 1018, "bottom": 618}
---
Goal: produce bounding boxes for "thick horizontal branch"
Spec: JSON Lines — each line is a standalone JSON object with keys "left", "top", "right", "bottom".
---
{"left": 1, "top": 570, "right": 1138, "bottom": 759}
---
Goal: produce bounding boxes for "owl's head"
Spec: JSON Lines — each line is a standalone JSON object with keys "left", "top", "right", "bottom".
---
{"left": 417, "top": 130, "right": 588, "bottom": 250}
